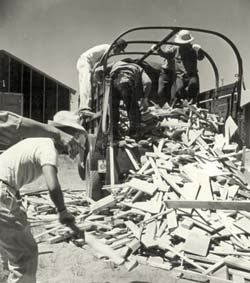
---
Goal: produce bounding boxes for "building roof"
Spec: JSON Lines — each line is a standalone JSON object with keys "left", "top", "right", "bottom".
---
{"left": 0, "top": 49, "right": 76, "bottom": 94}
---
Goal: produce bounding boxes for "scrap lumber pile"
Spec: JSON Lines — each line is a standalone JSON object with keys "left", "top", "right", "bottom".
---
{"left": 24, "top": 104, "right": 250, "bottom": 282}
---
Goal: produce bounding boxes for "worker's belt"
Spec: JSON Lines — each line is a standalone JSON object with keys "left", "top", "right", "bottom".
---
{"left": 0, "top": 179, "right": 21, "bottom": 200}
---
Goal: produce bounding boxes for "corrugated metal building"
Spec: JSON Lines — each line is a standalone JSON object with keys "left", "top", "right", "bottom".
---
{"left": 0, "top": 49, "right": 76, "bottom": 122}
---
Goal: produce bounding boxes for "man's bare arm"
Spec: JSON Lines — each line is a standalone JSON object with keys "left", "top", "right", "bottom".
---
{"left": 42, "top": 165, "right": 66, "bottom": 212}
{"left": 42, "top": 164, "right": 75, "bottom": 226}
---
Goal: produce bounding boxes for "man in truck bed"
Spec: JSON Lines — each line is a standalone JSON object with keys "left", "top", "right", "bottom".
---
{"left": 154, "top": 30, "right": 205, "bottom": 106}
{"left": 110, "top": 60, "right": 152, "bottom": 139}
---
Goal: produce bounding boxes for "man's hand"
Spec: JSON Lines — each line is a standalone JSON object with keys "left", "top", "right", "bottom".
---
{"left": 58, "top": 208, "right": 75, "bottom": 226}
{"left": 79, "top": 109, "right": 95, "bottom": 119}
{"left": 67, "top": 222, "right": 85, "bottom": 241}
{"left": 192, "top": 44, "right": 201, "bottom": 51}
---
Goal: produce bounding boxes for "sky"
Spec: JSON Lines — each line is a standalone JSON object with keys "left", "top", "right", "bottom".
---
{"left": 1, "top": 0, "right": 250, "bottom": 102}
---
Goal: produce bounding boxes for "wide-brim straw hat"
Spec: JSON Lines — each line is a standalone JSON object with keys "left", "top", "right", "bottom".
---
{"left": 48, "top": 111, "right": 86, "bottom": 133}
{"left": 174, "top": 30, "right": 194, "bottom": 44}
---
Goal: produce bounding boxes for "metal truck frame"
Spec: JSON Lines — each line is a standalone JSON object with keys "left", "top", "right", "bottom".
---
{"left": 78, "top": 26, "right": 248, "bottom": 200}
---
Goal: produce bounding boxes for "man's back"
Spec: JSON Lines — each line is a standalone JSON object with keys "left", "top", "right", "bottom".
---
{"left": 0, "top": 138, "right": 58, "bottom": 190}
{"left": 78, "top": 44, "right": 110, "bottom": 67}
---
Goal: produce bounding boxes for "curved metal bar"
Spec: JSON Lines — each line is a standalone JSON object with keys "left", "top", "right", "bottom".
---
{"left": 107, "top": 46, "right": 220, "bottom": 96}
{"left": 202, "top": 50, "right": 220, "bottom": 96}
{"left": 103, "top": 26, "right": 243, "bottom": 106}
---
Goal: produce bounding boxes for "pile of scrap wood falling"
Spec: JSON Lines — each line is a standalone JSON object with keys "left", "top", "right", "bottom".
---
{"left": 23, "top": 103, "right": 250, "bottom": 282}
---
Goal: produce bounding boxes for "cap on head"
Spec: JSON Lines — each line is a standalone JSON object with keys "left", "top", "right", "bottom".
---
{"left": 174, "top": 30, "right": 194, "bottom": 44}
{"left": 113, "top": 38, "right": 127, "bottom": 52}
{"left": 48, "top": 111, "right": 86, "bottom": 134}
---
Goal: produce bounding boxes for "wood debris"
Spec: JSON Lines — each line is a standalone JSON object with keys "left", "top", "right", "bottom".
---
{"left": 22, "top": 104, "right": 250, "bottom": 281}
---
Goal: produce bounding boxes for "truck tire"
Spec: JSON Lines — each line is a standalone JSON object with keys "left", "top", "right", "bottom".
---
{"left": 85, "top": 153, "right": 103, "bottom": 201}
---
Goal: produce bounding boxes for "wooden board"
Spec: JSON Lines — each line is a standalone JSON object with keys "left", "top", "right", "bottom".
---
{"left": 165, "top": 200, "right": 250, "bottom": 211}
{"left": 127, "top": 178, "right": 158, "bottom": 196}
{"left": 183, "top": 229, "right": 211, "bottom": 256}
{"left": 234, "top": 217, "right": 250, "bottom": 235}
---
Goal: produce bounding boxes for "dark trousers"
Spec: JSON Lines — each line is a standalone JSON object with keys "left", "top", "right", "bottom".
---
{"left": 158, "top": 69, "right": 175, "bottom": 106}
{"left": 112, "top": 89, "right": 141, "bottom": 137}
{"left": 171, "top": 74, "right": 200, "bottom": 104}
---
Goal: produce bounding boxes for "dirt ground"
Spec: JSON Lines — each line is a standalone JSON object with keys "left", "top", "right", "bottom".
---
{"left": 1, "top": 155, "right": 193, "bottom": 283}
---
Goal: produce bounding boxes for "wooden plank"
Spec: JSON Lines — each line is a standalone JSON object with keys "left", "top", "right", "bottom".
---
{"left": 125, "top": 221, "right": 141, "bottom": 239}
{"left": 156, "top": 218, "right": 168, "bottom": 238}
{"left": 204, "top": 258, "right": 226, "bottom": 275}
{"left": 214, "top": 133, "right": 226, "bottom": 150}
{"left": 166, "top": 210, "right": 178, "bottom": 231}
{"left": 141, "top": 220, "right": 157, "bottom": 248}
{"left": 217, "top": 212, "right": 246, "bottom": 248}
{"left": 157, "top": 240, "right": 206, "bottom": 272}
{"left": 160, "top": 118, "right": 189, "bottom": 128}
{"left": 110, "top": 237, "right": 132, "bottom": 250}
{"left": 183, "top": 216, "right": 214, "bottom": 233}
{"left": 155, "top": 159, "right": 173, "bottom": 171}
{"left": 185, "top": 253, "right": 217, "bottom": 264}
{"left": 187, "top": 129, "right": 203, "bottom": 146}
{"left": 196, "top": 170, "right": 213, "bottom": 200}
{"left": 124, "top": 148, "right": 140, "bottom": 170}
{"left": 159, "top": 169, "right": 183, "bottom": 197}
{"left": 147, "top": 256, "right": 171, "bottom": 270}
{"left": 127, "top": 178, "right": 158, "bottom": 196}
{"left": 157, "top": 139, "right": 165, "bottom": 152}
{"left": 90, "top": 194, "right": 117, "bottom": 213}
{"left": 183, "top": 229, "right": 211, "bottom": 257}
{"left": 124, "top": 257, "right": 138, "bottom": 271}
{"left": 224, "top": 116, "right": 238, "bottom": 144}
{"left": 137, "top": 159, "right": 150, "bottom": 174}
{"left": 210, "top": 266, "right": 229, "bottom": 283}
{"left": 229, "top": 268, "right": 250, "bottom": 280}
{"left": 234, "top": 217, "right": 250, "bottom": 235}
{"left": 165, "top": 200, "right": 250, "bottom": 211}
{"left": 152, "top": 174, "right": 170, "bottom": 192}
{"left": 231, "top": 274, "right": 246, "bottom": 283}
{"left": 126, "top": 238, "right": 141, "bottom": 254}
{"left": 172, "top": 226, "right": 190, "bottom": 240}
{"left": 181, "top": 182, "right": 200, "bottom": 200}
{"left": 122, "top": 200, "right": 162, "bottom": 214}
{"left": 224, "top": 256, "right": 250, "bottom": 271}
{"left": 227, "top": 185, "right": 239, "bottom": 199}
{"left": 174, "top": 268, "right": 234, "bottom": 283}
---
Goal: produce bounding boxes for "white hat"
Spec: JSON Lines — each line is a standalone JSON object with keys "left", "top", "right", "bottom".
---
{"left": 174, "top": 30, "right": 194, "bottom": 44}
{"left": 48, "top": 111, "right": 86, "bottom": 133}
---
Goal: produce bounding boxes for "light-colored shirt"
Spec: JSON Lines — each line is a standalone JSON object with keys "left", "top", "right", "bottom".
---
{"left": 78, "top": 44, "right": 110, "bottom": 68}
{"left": 0, "top": 138, "right": 58, "bottom": 190}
